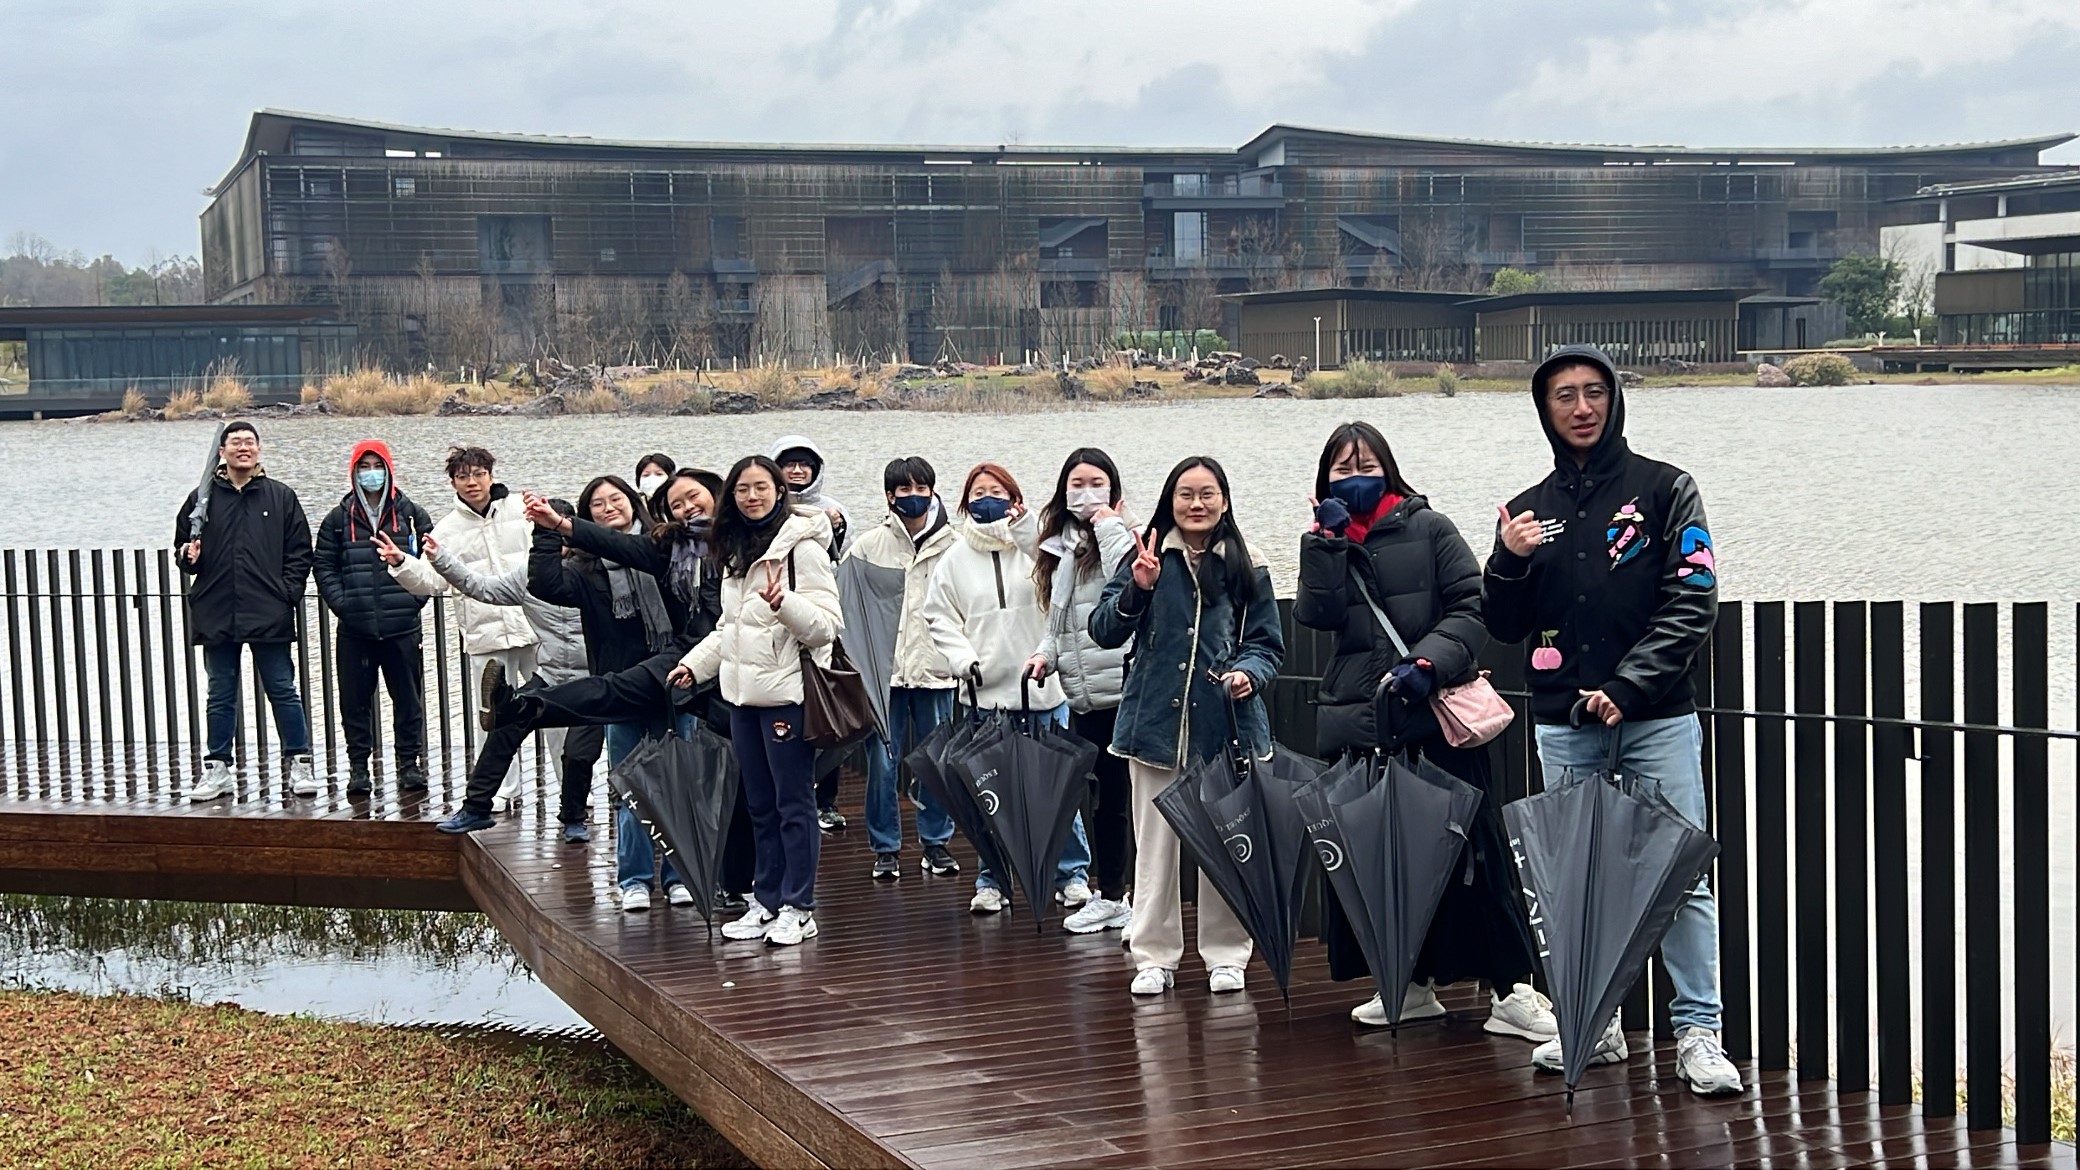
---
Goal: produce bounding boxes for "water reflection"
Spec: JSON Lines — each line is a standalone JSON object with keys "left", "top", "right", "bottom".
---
{"left": 0, "top": 894, "right": 587, "bottom": 1031}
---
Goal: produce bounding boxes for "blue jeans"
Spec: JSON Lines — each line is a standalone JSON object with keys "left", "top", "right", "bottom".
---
{"left": 866, "top": 686, "right": 956, "bottom": 855}
{"left": 203, "top": 641, "right": 310, "bottom": 763}
{"left": 1534, "top": 714, "right": 1722, "bottom": 1034}
{"left": 976, "top": 702, "right": 1092, "bottom": 893}
{"left": 611, "top": 717, "right": 683, "bottom": 893}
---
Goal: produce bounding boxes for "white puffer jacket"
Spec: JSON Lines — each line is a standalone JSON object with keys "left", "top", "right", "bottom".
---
{"left": 843, "top": 504, "right": 958, "bottom": 690}
{"left": 389, "top": 489, "right": 538, "bottom": 656}
{"left": 678, "top": 508, "right": 843, "bottom": 708}
{"left": 922, "top": 510, "right": 1067, "bottom": 712}
{"left": 1034, "top": 513, "right": 1135, "bottom": 713}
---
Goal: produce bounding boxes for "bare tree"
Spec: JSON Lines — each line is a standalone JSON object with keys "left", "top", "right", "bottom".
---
{"left": 1398, "top": 214, "right": 1481, "bottom": 292}
{"left": 662, "top": 271, "right": 717, "bottom": 367}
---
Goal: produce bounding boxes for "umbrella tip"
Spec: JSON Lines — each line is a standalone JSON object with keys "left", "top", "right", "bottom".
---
{"left": 1565, "top": 1088, "right": 1575, "bottom": 1117}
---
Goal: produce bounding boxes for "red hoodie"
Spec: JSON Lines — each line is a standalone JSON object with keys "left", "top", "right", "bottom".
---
{"left": 345, "top": 439, "right": 405, "bottom": 544}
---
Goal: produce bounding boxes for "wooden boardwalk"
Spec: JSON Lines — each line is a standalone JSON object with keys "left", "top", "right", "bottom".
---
{"left": 1, "top": 763, "right": 2071, "bottom": 1169}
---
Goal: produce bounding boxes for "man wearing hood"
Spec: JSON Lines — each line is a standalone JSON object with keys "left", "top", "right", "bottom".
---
{"left": 770, "top": 433, "right": 852, "bottom": 827}
{"left": 314, "top": 440, "right": 437, "bottom": 796}
{"left": 386, "top": 445, "right": 542, "bottom": 812}
{"left": 1482, "top": 344, "right": 1741, "bottom": 1097}
{"left": 173, "top": 421, "right": 317, "bottom": 802}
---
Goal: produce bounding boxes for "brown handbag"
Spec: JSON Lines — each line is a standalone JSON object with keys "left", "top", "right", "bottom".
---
{"left": 788, "top": 549, "right": 875, "bottom": 749}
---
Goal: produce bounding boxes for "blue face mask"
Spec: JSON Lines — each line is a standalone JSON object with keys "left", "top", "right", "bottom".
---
{"left": 1328, "top": 475, "right": 1387, "bottom": 514}
{"left": 890, "top": 494, "right": 932, "bottom": 518}
{"left": 355, "top": 467, "right": 388, "bottom": 494}
{"left": 966, "top": 496, "right": 1011, "bottom": 524}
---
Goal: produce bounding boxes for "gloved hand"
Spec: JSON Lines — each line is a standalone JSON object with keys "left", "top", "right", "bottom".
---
{"left": 1385, "top": 659, "right": 1435, "bottom": 701}
{"left": 1313, "top": 496, "right": 1352, "bottom": 532}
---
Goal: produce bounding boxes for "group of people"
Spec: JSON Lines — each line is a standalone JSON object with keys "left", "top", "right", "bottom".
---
{"left": 173, "top": 344, "right": 1741, "bottom": 1097}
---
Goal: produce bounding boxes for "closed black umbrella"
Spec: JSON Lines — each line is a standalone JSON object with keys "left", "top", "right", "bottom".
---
{"left": 948, "top": 683, "right": 1097, "bottom": 930}
{"left": 835, "top": 556, "right": 906, "bottom": 753}
{"left": 1502, "top": 722, "right": 1719, "bottom": 1107}
{"left": 609, "top": 723, "right": 740, "bottom": 932}
{"left": 905, "top": 688, "right": 1009, "bottom": 883}
{"left": 1296, "top": 752, "right": 1483, "bottom": 1025}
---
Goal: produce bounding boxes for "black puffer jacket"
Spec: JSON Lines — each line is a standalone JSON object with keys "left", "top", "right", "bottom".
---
{"left": 1295, "top": 496, "right": 1487, "bottom": 756}
{"left": 174, "top": 470, "right": 312, "bottom": 646}
{"left": 313, "top": 442, "right": 435, "bottom": 641}
{"left": 1482, "top": 344, "right": 1717, "bottom": 724}
{"left": 527, "top": 526, "right": 687, "bottom": 678}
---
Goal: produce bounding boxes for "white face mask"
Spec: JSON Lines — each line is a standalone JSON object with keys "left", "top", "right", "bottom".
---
{"left": 638, "top": 474, "right": 667, "bottom": 496}
{"left": 1066, "top": 487, "right": 1110, "bottom": 519}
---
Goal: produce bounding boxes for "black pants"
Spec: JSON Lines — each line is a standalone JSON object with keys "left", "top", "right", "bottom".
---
{"left": 1072, "top": 707, "right": 1134, "bottom": 899}
{"left": 337, "top": 630, "right": 425, "bottom": 766}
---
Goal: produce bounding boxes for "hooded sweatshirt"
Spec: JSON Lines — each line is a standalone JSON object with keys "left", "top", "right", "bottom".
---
{"left": 920, "top": 508, "right": 1067, "bottom": 711}
{"left": 768, "top": 434, "right": 853, "bottom": 552}
{"left": 313, "top": 440, "right": 435, "bottom": 641}
{"left": 1481, "top": 344, "right": 1717, "bottom": 725}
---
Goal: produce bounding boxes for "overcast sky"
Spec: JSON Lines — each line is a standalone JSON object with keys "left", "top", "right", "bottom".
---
{"left": 5, "top": 0, "right": 2077, "bottom": 265}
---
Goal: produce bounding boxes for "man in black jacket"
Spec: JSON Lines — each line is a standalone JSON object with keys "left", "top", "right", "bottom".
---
{"left": 1483, "top": 344, "right": 1741, "bottom": 1097}
{"left": 174, "top": 421, "right": 316, "bottom": 801}
{"left": 314, "top": 439, "right": 435, "bottom": 796}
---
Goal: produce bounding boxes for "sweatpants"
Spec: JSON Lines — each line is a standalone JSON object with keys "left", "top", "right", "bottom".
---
{"left": 468, "top": 645, "right": 539, "bottom": 803}
{"left": 337, "top": 630, "right": 425, "bottom": 767}
{"left": 734, "top": 703, "right": 819, "bottom": 912}
{"left": 1073, "top": 707, "right": 1133, "bottom": 899}
{"left": 1126, "top": 758, "right": 1252, "bottom": 974}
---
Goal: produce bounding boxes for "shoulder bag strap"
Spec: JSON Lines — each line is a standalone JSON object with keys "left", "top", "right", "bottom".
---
{"left": 1347, "top": 562, "right": 1413, "bottom": 660}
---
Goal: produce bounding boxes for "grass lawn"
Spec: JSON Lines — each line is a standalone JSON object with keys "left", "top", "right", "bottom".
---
{"left": 0, "top": 989, "right": 746, "bottom": 1169}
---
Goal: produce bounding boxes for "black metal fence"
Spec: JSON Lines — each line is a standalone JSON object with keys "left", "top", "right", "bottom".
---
{"left": 3, "top": 548, "right": 2076, "bottom": 1141}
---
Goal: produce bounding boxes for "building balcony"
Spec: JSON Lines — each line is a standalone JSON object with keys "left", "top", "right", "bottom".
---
{"left": 1143, "top": 177, "right": 1285, "bottom": 210}
{"left": 1037, "top": 257, "right": 1109, "bottom": 281}
{"left": 710, "top": 258, "right": 757, "bottom": 275}
{"left": 1144, "top": 252, "right": 1288, "bottom": 277}
{"left": 1473, "top": 250, "right": 1540, "bottom": 267}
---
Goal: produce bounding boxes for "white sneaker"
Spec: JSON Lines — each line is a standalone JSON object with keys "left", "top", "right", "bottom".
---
{"left": 1208, "top": 965, "right": 1246, "bottom": 994}
{"left": 765, "top": 906, "right": 819, "bottom": 947}
{"left": 1532, "top": 1013, "right": 1629, "bottom": 1072}
{"left": 185, "top": 760, "right": 236, "bottom": 802}
{"left": 286, "top": 756, "right": 320, "bottom": 798}
{"left": 1351, "top": 982, "right": 1446, "bottom": 1028}
{"left": 491, "top": 796, "right": 511, "bottom": 815}
{"left": 620, "top": 885, "right": 651, "bottom": 913}
{"left": 722, "top": 898, "right": 777, "bottom": 941}
{"left": 1055, "top": 879, "right": 1093, "bottom": 908}
{"left": 1063, "top": 895, "right": 1132, "bottom": 934}
{"left": 1676, "top": 1027, "right": 1744, "bottom": 1096}
{"left": 969, "top": 886, "right": 1007, "bottom": 915}
{"left": 1130, "top": 967, "right": 1174, "bottom": 996}
{"left": 665, "top": 883, "right": 695, "bottom": 906}
{"left": 1484, "top": 982, "right": 1558, "bottom": 1042}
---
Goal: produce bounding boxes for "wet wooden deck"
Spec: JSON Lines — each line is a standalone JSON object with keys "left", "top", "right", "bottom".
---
{"left": 1, "top": 759, "right": 2071, "bottom": 1169}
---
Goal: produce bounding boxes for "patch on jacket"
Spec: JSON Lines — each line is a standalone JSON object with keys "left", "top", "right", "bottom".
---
{"left": 1532, "top": 630, "right": 1563, "bottom": 671}
{"left": 1677, "top": 525, "right": 1716, "bottom": 589}
{"left": 1606, "top": 498, "right": 1649, "bottom": 569}
{"left": 769, "top": 718, "right": 795, "bottom": 743}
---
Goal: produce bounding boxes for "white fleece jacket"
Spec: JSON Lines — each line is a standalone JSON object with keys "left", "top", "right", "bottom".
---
{"left": 677, "top": 508, "right": 843, "bottom": 708}
{"left": 843, "top": 505, "right": 959, "bottom": 690}
{"left": 921, "top": 510, "right": 1067, "bottom": 712}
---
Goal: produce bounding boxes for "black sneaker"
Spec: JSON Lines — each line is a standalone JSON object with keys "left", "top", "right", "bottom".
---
{"left": 346, "top": 760, "right": 373, "bottom": 797}
{"left": 922, "top": 843, "right": 961, "bottom": 876}
{"left": 397, "top": 760, "right": 429, "bottom": 791}
{"left": 872, "top": 852, "right": 901, "bottom": 881}
{"left": 478, "top": 659, "right": 507, "bottom": 733}
{"left": 713, "top": 890, "right": 748, "bottom": 915}
{"left": 817, "top": 807, "right": 847, "bottom": 832}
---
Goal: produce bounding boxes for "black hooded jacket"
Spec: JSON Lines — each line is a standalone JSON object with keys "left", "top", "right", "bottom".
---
{"left": 1481, "top": 344, "right": 1717, "bottom": 724}
{"left": 313, "top": 442, "right": 436, "bottom": 642}
{"left": 1295, "top": 495, "right": 1487, "bottom": 756}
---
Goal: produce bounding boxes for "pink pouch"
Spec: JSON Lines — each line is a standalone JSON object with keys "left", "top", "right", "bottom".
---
{"left": 1431, "top": 673, "right": 1514, "bottom": 748}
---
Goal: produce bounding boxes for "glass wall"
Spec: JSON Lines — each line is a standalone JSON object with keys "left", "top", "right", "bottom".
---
{"left": 24, "top": 323, "right": 358, "bottom": 401}
{"left": 1941, "top": 251, "right": 2080, "bottom": 345}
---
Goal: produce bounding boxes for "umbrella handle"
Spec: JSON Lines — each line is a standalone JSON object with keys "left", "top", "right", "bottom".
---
{"left": 1568, "top": 697, "right": 1629, "bottom": 788}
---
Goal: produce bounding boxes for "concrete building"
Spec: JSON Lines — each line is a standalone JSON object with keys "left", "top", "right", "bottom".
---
{"left": 1883, "top": 171, "right": 2080, "bottom": 347}
{"left": 199, "top": 110, "right": 2074, "bottom": 367}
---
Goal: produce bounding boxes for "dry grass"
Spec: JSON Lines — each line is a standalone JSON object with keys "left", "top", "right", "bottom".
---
{"left": 1087, "top": 366, "right": 1137, "bottom": 400}
{"left": 0, "top": 989, "right": 743, "bottom": 1168}
{"left": 120, "top": 388, "right": 148, "bottom": 417}
{"left": 161, "top": 389, "right": 204, "bottom": 420}
{"left": 313, "top": 370, "right": 451, "bottom": 416}
{"left": 1304, "top": 359, "right": 1401, "bottom": 400}
{"left": 1434, "top": 363, "right": 1462, "bottom": 397}
{"left": 201, "top": 375, "right": 252, "bottom": 413}
{"left": 561, "top": 387, "right": 625, "bottom": 415}
{"left": 626, "top": 375, "right": 710, "bottom": 415}
{"left": 736, "top": 364, "right": 797, "bottom": 408}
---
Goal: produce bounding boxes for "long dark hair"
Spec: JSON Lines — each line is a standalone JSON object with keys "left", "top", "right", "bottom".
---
{"left": 571, "top": 475, "right": 650, "bottom": 566}
{"left": 1034, "top": 447, "right": 1123, "bottom": 610}
{"left": 651, "top": 468, "right": 725, "bottom": 546}
{"left": 1147, "top": 455, "right": 1257, "bottom": 606}
{"left": 1313, "top": 421, "right": 1417, "bottom": 503}
{"left": 714, "top": 455, "right": 796, "bottom": 577}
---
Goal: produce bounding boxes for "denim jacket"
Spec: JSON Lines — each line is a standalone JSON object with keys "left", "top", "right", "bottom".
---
{"left": 1087, "top": 531, "right": 1284, "bottom": 771}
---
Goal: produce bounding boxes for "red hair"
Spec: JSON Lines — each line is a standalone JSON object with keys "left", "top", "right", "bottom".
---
{"left": 961, "top": 462, "right": 1021, "bottom": 505}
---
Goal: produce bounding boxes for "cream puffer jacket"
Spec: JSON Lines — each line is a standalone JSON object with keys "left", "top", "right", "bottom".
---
{"left": 677, "top": 508, "right": 843, "bottom": 708}
{"left": 843, "top": 504, "right": 958, "bottom": 690}
{"left": 921, "top": 510, "right": 1068, "bottom": 712}
{"left": 1034, "top": 513, "right": 1136, "bottom": 713}
{"left": 389, "top": 489, "right": 539, "bottom": 656}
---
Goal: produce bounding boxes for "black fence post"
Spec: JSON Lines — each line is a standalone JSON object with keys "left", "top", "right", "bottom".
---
{"left": 156, "top": 551, "right": 181, "bottom": 783}
{"left": 27, "top": 554, "right": 49, "bottom": 756}
{"left": 1792, "top": 601, "right": 1830, "bottom": 1082}
{"left": 1961, "top": 603, "right": 1999, "bottom": 1131}
{"left": 1920, "top": 601, "right": 1956, "bottom": 1119}
{"left": 1753, "top": 601, "right": 1790, "bottom": 1070}
{"left": 1832, "top": 601, "right": 1869, "bottom": 1093}
{"left": 1710, "top": 602, "right": 1752, "bottom": 1063}
{"left": 3, "top": 551, "right": 24, "bottom": 771}
{"left": 1869, "top": 601, "right": 1913, "bottom": 1105}
{"left": 2009, "top": 603, "right": 2049, "bottom": 1144}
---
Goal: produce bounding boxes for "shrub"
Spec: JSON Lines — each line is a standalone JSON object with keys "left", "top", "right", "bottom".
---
{"left": 739, "top": 364, "right": 795, "bottom": 407}
{"left": 299, "top": 383, "right": 321, "bottom": 405}
{"left": 162, "top": 390, "right": 203, "bottom": 419}
{"left": 120, "top": 387, "right": 148, "bottom": 416}
{"left": 316, "top": 370, "right": 449, "bottom": 416}
{"left": 626, "top": 376, "right": 708, "bottom": 415}
{"left": 1434, "top": 363, "right": 1461, "bottom": 397}
{"left": 1086, "top": 367, "right": 1136, "bottom": 400}
{"left": 561, "top": 387, "right": 623, "bottom": 415}
{"left": 201, "top": 375, "right": 252, "bottom": 413}
{"left": 1305, "top": 359, "right": 1400, "bottom": 400}
{"left": 1115, "top": 329, "right": 1228, "bottom": 355}
{"left": 1783, "top": 352, "right": 1857, "bottom": 387}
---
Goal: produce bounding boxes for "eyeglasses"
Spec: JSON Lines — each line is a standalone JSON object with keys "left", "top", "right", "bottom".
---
{"left": 1549, "top": 383, "right": 1610, "bottom": 405}
{"left": 1172, "top": 489, "right": 1224, "bottom": 506}
{"left": 778, "top": 459, "right": 814, "bottom": 470}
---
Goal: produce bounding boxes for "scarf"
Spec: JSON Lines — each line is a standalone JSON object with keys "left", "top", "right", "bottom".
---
{"left": 605, "top": 519, "right": 675, "bottom": 652}
{"left": 1340, "top": 493, "right": 1407, "bottom": 543}
{"left": 666, "top": 531, "right": 708, "bottom": 607}
{"left": 960, "top": 514, "right": 1018, "bottom": 553}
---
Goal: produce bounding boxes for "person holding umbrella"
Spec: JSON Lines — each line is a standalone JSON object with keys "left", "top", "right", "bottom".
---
{"left": 769, "top": 433, "right": 852, "bottom": 829}
{"left": 1088, "top": 456, "right": 1284, "bottom": 997}
{"left": 1483, "top": 344, "right": 1742, "bottom": 1097}
{"left": 1295, "top": 421, "right": 1553, "bottom": 1040}
{"left": 1024, "top": 448, "right": 1138, "bottom": 935}
{"left": 173, "top": 421, "right": 317, "bottom": 801}
{"left": 921, "top": 461, "right": 1093, "bottom": 915}
{"left": 842, "top": 456, "right": 964, "bottom": 882}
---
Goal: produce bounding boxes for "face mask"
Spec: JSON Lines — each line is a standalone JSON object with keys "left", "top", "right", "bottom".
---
{"left": 1329, "top": 475, "right": 1387, "bottom": 514}
{"left": 355, "top": 468, "right": 388, "bottom": 494}
{"left": 966, "top": 496, "right": 1012, "bottom": 524}
{"left": 1066, "top": 487, "right": 1110, "bottom": 519}
{"left": 890, "top": 494, "right": 932, "bottom": 519}
{"left": 638, "top": 474, "right": 667, "bottom": 496}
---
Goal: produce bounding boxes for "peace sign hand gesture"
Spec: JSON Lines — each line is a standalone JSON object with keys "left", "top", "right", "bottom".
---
{"left": 1129, "top": 526, "right": 1161, "bottom": 591}
{"left": 757, "top": 563, "right": 786, "bottom": 611}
